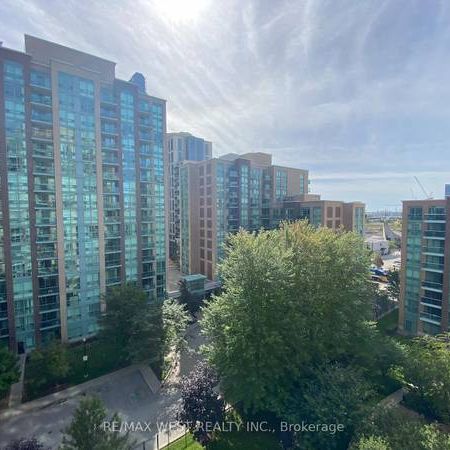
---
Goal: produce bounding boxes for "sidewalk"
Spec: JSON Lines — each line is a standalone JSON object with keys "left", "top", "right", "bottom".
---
{"left": 0, "top": 363, "right": 160, "bottom": 422}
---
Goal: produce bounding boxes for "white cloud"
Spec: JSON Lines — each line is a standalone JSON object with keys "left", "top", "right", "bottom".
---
{"left": 1, "top": 0, "right": 449, "bottom": 209}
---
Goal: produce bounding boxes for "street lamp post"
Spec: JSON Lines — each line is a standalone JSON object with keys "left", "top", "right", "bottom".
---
{"left": 82, "top": 338, "right": 88, "bottom": 379}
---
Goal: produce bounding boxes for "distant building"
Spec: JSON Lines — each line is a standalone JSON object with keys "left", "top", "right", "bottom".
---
{"left": 276, "top": 196, "right": 365, "bottom": 235}
{"left": 166, "top": 132, "right": 212, "bottom": 262}
{"left": 365, "top": 236, "right": 390, "bottom": 255}
{"left": 0, "top": 35, "right": 166, "bottom": 352}
{"left": 398, "top": 190, "right": 450, "bottom": 335}
{"left": 179, "top": 152, "right": 364, "bottom": 279}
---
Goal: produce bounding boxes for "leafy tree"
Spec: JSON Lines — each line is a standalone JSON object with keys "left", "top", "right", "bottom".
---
{"left": 162, "top": 299, "right": 190, "bottom": 355}
{"left": 46, "top": 340, "right": 70, "bottom": 380}
{"left": 287, "top": 364, "right": 374, "bottom": 450}
{"left": 26, "top": 341, "right": 70, "bottom": 396}
{"left": 201, "top": 222, "right": 374, "bottom": 415}
{"left": 178, "top": 278, "right": 200, "bottom": 315}
{"left": 60, "top": 396, "right": 132, "bottom": 450}
{"left": 4, "top": 437, "right": 46, "bottom": 450}
{"left": 372, "top": 287, "right": 396, "bottom": 321}
{"left": 178, "top": 361, "right": 224, "bottom": 444}
{"left": 352, "top": 406, "right": 450, "bottom": 450}
{"left": 178, "top": 278, "right": 205, "bottom": 315}
{"left": 387, "top": 269, "right": 400, "bottom": 302}
{"left": 98, "top": 283, "right": 163, "bottom": 365}
{"left": 0, "top": 345, "right": 19, "bottom": 398}
{"left": 393, "top": 334, "right": 450, "bottom": 423}
{"left": 351, "top": 435, "right": 391, "bottom": 450}
{"left": 350, "top": 325, "right": 405, "bottom": 396}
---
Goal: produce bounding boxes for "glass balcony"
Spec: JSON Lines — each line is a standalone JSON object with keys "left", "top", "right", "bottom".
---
{"left": 100, "top": 107, "right": 117, "bottom": 119}
{"left": 31, "top": 126, "right": 53, "bottom": 141}
{"left": 422, "top": 261, "right": 444, "bottom": 272}
{"left": 31, "top": 109, "right": 52, "bottom": 123}
{"left": 101, "top": 123, "right": 118, "bottom": 134}
{"left": 424, "top": 213, "right": 446, "bottom": 222}
{"left": 30, "top": 92, "right": 52, "bottom": 107}
{"left": 422, "top": 280, "right": 443, "bottom": 291}
{"left": 423, "top": 230, "right": 446, "bottom": 239}
{"left": 30, "top": 70, "right": 51, "bottom": 89}
{"left": 420, "top": 297, "right": 442, "bottom": 308}
{"left": 420, "top": 311, "right": 441, "bottom": 324}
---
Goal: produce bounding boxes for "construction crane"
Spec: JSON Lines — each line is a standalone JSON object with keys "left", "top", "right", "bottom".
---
{"left": 413, "top": 176, "right": 433, "bottom": 199}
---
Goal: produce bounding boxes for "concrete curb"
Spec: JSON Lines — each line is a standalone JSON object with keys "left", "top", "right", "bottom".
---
{"left": 0, "top": 363, "right": 159, "bottom": 421}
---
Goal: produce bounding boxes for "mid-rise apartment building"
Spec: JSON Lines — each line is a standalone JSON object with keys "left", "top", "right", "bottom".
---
{"left": 399, "top": 188, "right": 450, "bottom": 335}
{"left": 179, "top": 152, "right": 364, "bottom": 279}
{"left": 277, "top": 196, "right": 365, "bottom": 235}
{"left": 0, "top": 36, "right": 166, "bottom": 352}
{"left": 166, "top": 132, "right": 211, "bottom": 261}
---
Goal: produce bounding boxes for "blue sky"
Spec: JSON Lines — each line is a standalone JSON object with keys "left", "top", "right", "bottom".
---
{"left": 1, "top": 0, "right": 449, "bottom": 210}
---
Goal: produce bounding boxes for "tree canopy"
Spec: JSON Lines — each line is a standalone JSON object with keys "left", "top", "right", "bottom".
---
{"left": 351, "top": 406, "right": 450, "bottom": 450}
{"left": 179, "top": 361, "right": 224, "bottom": 444}
{"left": 98, "top": 283, "right": 163, "bottom": 365}
{"left": 201, "top": 222, "right": 376, "bottom": 415}
{"left": 0, "top": 345, "right": 19, "bottom": 399}
{"left": 393, "top": 334, "right": 450, "bottom": 423}
{"left": 162, "top": 298, "right": 190, "bottom": 356}
{"left": 60, "top": 396, "right": 132, "bottom": 450}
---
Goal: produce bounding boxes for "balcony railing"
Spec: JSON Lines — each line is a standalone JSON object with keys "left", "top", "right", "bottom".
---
{"left": 423, "top": 230, "right": 446, "bottom": 239}
{"left": 423, "top": 262, "right": 444, "bottom": 272}
{"left": 422, "top": 280, "right": 443, "bottom": 291}
{"left": 420, "top": 311, "right": 442, "bottom": 324}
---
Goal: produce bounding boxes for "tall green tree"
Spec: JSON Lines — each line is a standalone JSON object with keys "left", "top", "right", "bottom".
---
{"left": 162, "top": 299, "right": 190, "bottom": 355}
{"left": 351, "top": 436, "right": 391, "bottom": 450}
{"left": 287, "top": 364, "right": 374, "bottom": 450}
{"left": 0, "top": 345, "right": 19, "bottom": 398}
{"left": 393, "top": 334, "right": 450, "bottom": 423}
{"left": 352, "top": 406, "right": 450, "bottom": 450}
{"left": 26, "top": 341, "right": 70, "bottom": 397}
{"left": 201, "top": 222, "right": 375, "bottom": 415}
{"left": 178, "top": 278, "right": 201, "bottom": 315}
{"left": 98, "top": 283, "right": 163, "bottom": 365}
{"left": 387, "top": 269, "right": 400, "bottom": 301}
{"left": 60, "top": 397, "right": 132, "bottom": 450}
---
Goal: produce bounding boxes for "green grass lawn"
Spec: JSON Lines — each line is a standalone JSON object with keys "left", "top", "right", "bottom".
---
{"left": 165, "top": 433, "right": 203, "bottom": 449}
{"left": 210, "top": 431, "right": 282, "bottom": 450}
{"left": 165, "top": 431, "right": 281, "bottom": 450}
{"left": 66, "top": 340, "right": 126, "bottom": 385}
{"left": 23, "top": 339, "right": 125, "bottom": 401}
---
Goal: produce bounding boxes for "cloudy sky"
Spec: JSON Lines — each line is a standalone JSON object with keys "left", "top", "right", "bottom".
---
{"left": 1, "top": 0, "right": 450, "bottom": 210}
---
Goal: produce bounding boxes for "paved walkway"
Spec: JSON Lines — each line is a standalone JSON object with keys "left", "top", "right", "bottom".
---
{"left": 0, "top": 323, "right": 203, "bottom": 450}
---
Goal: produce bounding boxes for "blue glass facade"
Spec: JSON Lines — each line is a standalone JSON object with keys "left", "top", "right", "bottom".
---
{"left": 3, "top": 61, "right": 34, "bottom": 349}
{"left": 30, "top": 68, "right": 60, "bottom": 344}
{"left": 401, "top": 202, "right": 450, "bottom": 335}
{"left": 120, "top": 90, "right": 138, "bottom": 282}
{"left": 58, "top": 72, "right": 101, "bottom": 340}
{"left": 0, "top": 36, "right": 167, "bottom": 351}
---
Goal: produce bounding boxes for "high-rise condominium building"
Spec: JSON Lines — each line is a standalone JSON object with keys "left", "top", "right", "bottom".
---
{"left": 179, "top": 152, "right": 364, "bottom": 279}
{"left": 166, "top": 132, "right": 211, "bottom": 262}
{"left": 0, "top": 36, "right": 166, "bottom": 352}
{"left": 398, "top": 188, "right": 450, "bottom": 335}
{"left": 180, "top": 153, "right": 365, "bottom": 279}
